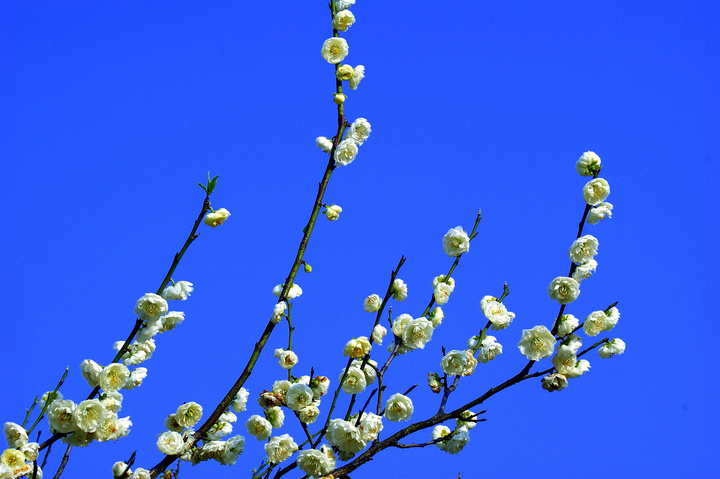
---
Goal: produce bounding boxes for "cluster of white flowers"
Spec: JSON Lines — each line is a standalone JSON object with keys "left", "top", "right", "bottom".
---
{"left": 323, "top": 117, "right": 371, "bottom": 166}
{"left": 538, "top": 154, "right": 624, "bottom": 391}
{"left": 1, "top": 422, "right": 42, "bottom": 478}
{"left": 325, "top": 413, "right": 380, "bottom": 461}
{"left": 243, "top": 373, "right": 331, "bottom": 465}
{"left": 431, "top": 424, "right": 471, "bottom": 454}
{"left": 340, "top": 358, "right": 377, "bottom": 394}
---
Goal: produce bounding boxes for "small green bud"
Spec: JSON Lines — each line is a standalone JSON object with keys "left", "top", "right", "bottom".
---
{"left": 303, "top": 263, "right": 312, "bottom": 273}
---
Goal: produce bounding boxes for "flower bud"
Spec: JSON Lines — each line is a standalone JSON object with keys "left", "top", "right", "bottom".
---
{"left": 333, "top": 93, "right": 346, "bottom": 105}
{"left": 303, "top": 263, "right": 312, "bottom": 273}
{"left": 323, "top": 204, "right": 342, "bottom": 221}
{"left": 336, "top": 64, "right": 354, "bottom": 81}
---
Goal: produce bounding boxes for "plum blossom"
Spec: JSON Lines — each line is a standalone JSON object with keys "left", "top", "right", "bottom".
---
{"left": 517, "top": 325, "right": 556, "bottom": 361}
{"left": 442, "top": 226, "right": 470, "bottom": 257}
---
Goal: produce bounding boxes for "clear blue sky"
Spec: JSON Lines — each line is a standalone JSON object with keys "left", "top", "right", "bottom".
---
{"left": 1, "top": 2, "right": 718, "bottom": 478}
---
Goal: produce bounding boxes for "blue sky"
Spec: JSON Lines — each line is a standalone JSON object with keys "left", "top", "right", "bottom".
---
{"left": 1, "top": 1, "right": 718, "bottom": 478}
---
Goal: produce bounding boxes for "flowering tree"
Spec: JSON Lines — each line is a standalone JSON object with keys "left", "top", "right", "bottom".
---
{"left": 1, "top": 2, "right": 624, "bottom": 478}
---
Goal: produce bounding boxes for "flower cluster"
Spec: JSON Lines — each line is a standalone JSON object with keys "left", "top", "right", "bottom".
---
{"left": 538, "top": 153, "right": 624, "bottom": 391}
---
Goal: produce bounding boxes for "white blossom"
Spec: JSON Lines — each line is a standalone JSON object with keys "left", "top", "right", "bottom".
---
{"left": 442, "top": 226, "right": 470, "bottom": 257}
{"left": 270, "top": 301, "right": 287, "bottom": 324}
{"left": 352, "top": 358, "right": 378, "bottom": 385}
{"left": 343, "top": 336, "right": 371, "bottom": 358}
{"left": 323, "top": 204, "right": 343, "bottom": 221}
{"left": 134, "top": 293, "right": 168, "bottom": 320}
{"left": 572, "top": 259, "right": 598, "bottom": 283}
{"left": 220, "top": 435, "right": 245, "bottom": 466}
{"left": 204, "top": 208, "right": 231, "bottom": 228}
{"left": 542, "top": 373, "right": 568, "bottom": 392}
{"left": 477, "top": 336, "right": 503, "bottom": 363}
{"left": 349, "top": 65, "right": 365, "bottom": 90}
{"left": 311, "top": 375, "right": 330, "bottom": 398}
{"left": 264, "top": 434, "right": 298, "bottom": 464}
{"left": 265, "top": 406, "right": 285, "bottom": 429}
{"left": 46, "top": 399, "right": 77, "bottom": 433}
{"left": 123, "top": 367, "right": 147, "bottom": 390}
{"left": 583, "top": 311, "right": 608, "bottom": 336}
{"left": 332, "top": 10, "right": 355, "bottom": 31}
{"left": 334, "top": 138, "right": 359, "bottom": 166}
{"left": 339, "top": 367, "right": 367, "bottom": 394}
{"left": 274, "top": 349, "right": 299, "bottom": 370}
{"left": 583, "top": 178, "right": 611, "bottom": 206}
{"left": 74, "top": 399, "right": 108, "bottom": 433}
{"left": 517, "top": 325, "right": 557, "bottom": 361}
{"left": 175, "top": 402, "right": 203, "bottom": 428}
{"left": 605, "top": 306, "right": 621, "bottom": 330}
{"left": 336, "top": 0, "right": 356, "bottom": 10}
{"left": 157, "top": 431, "right": 184, "bottom": 455}
{"left": 371, "top": 324, "right": 387, "bottom": 345}
{"left": 19, "top": 442, "right": 38, "bottom": 462}
{"left": 121, "top": 339, "right": 156, "bottom": 366}
{"left": 298, "top": 404, "right": 321, "bottom": 425}
{"left": 587, "top": 202, "right": 614, "bottom": 224}
{"left": 391, "top": 279, "right": 408, "bottom": 301}
{"left": 161, "top": 281, "right": 194, "bottom": 301}
{"left": 430, "top": 306, "right": 444, "bottom": 327}
{"left": 457, "top": 410, "right": 478, "bottom": 430}
{"left": 391, "top": 313, "right": 413, "bottom": 338}
{"left": 599, "top": 338, "right": 626, "bottom": 358}
{"left": 401, "top": 317, "right": 434, "bottom": 350}
{"left": 325, "top": 419, "right": 366, "bottom": 455}
{"left": 569, "top": 235, "right": 599, "bottom": 264}
{"left": 131, "top": 468, "right": 151, "bottom": 479}
{"left": 4, "top": 423, "right": 28, "bottom": 448}
{"left": 556, "top": 314, "right": 580, "bottom": 337}
{"left": 441, "top": 350, "right": 467, "bottom": 376}
{"left": 321, "top": 37, "right": 349, "bottom": 64}
{"left": 246, "top": 415, "right": 272, "bottom": 441}
{"left": 364, "top": 294, "right": 382, "bottom": 313}
{"left": 232, "top": 388, "right": 249, "bottom": 413}
{"left": 480, "top": 296, "right": 515, "bottom": 331}
{"left": 432, "top": 425, "right": 452, "bottom": 451}
{"left": 297, "top": 448, "right": 334, "bottom": 477}
{"left": 576, "top": 151, "right": 602, "bottom": 176}
{"left": 1, "top": 449, "right": 30, "bottom": 477}
{"left": 384, "top": 394, "right": 414, "bottom": 422}
{"left": 552, "top": 346, "right": 588, "bottom": 378}
{"left": 433, "top": 282, "right": 452, "bottom": 305}
{"left": 99, "top": 363, "right": 130, "bottom": 393}
{"left": 272, "top": 283, "right": 302, "bottom": 299}
{"left": 286, "top": 384, "right": 314, "bottom": 412}
{"left": 346, "top": 118, "right": 371, "bottom": 145}
{"left": 315, "top": 136, "right": 333, "bottom": 152}
{"left": 358, "top": 413, "right": 383, "bottom": 441}
{"left": 444, "top": 427, "right": 470, "bottom": 454}
{"left": 80, "top": 359, "right": 103, "bottom": 388}
{"left": 547, "top": 277, "right": 580, "bottom": 304}
{"left": 160, "top": 311, "right": 185, "bottom": 332}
